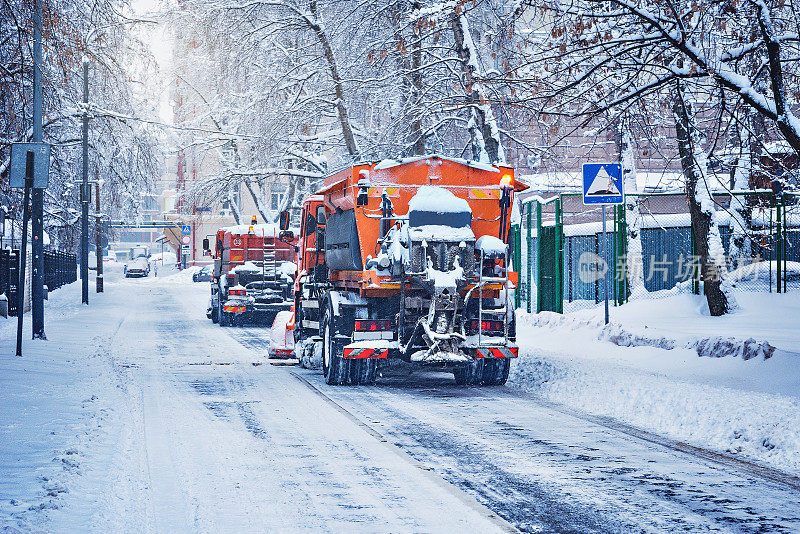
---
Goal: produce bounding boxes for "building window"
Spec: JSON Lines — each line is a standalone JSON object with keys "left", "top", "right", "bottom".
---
{"left": 271, "top": 189, "right": 286, "bottom": 211}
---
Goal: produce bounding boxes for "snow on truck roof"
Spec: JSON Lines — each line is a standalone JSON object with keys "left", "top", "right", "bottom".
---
{"left": 221, "top": 223, "right": 280, "bottom": 236}
{"left": 373, "top": 154, "right": 502, "bottom": 172}
{"left": 408, "top": 185, "right": 471, "bottom": 214}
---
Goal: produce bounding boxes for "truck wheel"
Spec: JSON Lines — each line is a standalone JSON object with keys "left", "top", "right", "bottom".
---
{"left": 481, "top": 359, "right": 510, "bottom": 386}
{"left": 349, "top": 359, "right": 377, "bottom": 385}
{"left": 211, "top": 303, "right": 219, "bottom": 324}
{"left": 220, "top": 309, "right": 231, "bottom": 327}
{"left": 453, "top": 359, "right": 483, "bottom": 385}
{"left": 322, "top": 307, "right": 349, "bottom": 385}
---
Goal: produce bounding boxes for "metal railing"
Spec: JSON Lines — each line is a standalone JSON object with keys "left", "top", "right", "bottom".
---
{"left": 0, "top": 249, "right": 20, "bottom": 316}
{"left": 0, "top": 248, "right": 77, "bottom": 316}
{"left": 44, "top": 249, "right": 78, "bottom": 291}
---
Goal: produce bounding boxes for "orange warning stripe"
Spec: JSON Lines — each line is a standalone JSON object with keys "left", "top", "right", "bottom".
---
{"left": 468, "top": 188, "right": 502, "bottom": 200}
{"left": 343, "top": 347, "right": 389, "bottom": 359}
{"left": 368, "top": 187, "right": 400, "bottom": 198}
{"left": 476, "top": 347, "right": 518, "bottom": 358}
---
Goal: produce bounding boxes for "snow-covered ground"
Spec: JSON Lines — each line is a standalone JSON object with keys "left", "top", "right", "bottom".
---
{"left": 509, "top": 290, "right": 800, "bottom": 476}
{"left": 2, "top": 266, "right": 799, "bottom": 532}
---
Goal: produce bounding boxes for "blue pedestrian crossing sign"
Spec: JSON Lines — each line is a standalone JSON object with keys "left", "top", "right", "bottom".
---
{"left": 181, "top": 224, "right": 191, "bottom": 236}
{"left": 582, "top": 163, "right": 623, "bottom": 205}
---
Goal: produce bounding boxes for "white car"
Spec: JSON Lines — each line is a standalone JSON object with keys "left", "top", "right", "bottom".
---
{"left": 124, "top": 256, "right": 150, "bottom": 278}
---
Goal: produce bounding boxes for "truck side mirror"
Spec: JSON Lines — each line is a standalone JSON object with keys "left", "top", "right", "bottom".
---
{"left": 279, "top": 210, "right": 290, "bottom": 231}
{"left": 202, "top": 238, "right": 210, "bottom": 252}
{"left": 279, "top": 229, "right": 294, "bottom": 243}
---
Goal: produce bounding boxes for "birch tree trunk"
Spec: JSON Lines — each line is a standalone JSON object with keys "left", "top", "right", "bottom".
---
{"left": 617, "top": 123, "right": 646, "bottom": 298}
{"left": 728, "top": 113, "right": 755, "bottom": 268}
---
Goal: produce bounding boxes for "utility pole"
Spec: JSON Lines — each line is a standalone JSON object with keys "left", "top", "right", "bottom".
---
{"left": 95, "top": 179, "right": 103, "bottom": 292}
{"left": 31, "top": 0, "right": 45, "bottom": 339}
{"left": 16, "top": 155, "right": 33, "bottom": 356}
{"left": 81, "top": 59, "right": 89, "bottom": 305}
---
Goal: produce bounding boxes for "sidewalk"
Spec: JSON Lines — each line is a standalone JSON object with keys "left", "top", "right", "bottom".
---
{"left": 0, "top": 276, "right": 128, "bottom": 532}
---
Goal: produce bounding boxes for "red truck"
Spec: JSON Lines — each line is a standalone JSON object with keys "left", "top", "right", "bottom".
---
{"left": 278, "top": 155, "right": 525, "bottom": 385}
{"left": 207, "top": 219, "right": 297, "bottom": 327}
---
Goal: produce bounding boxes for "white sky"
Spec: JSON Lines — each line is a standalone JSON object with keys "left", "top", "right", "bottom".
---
{"left": 129, "top": 0, "right": 173, "bottom": 123}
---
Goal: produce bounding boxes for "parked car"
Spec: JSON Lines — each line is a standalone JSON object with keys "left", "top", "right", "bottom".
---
{"left": 124, "top": 256, "right": 150, "bottom": 278}
{"left": 193, "top": 265, "right": 213, "bottom": 282}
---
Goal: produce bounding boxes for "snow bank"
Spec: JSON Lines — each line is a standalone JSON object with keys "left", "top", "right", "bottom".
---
{"left": 509, "top": 291, "right": 800, "bottom": 475}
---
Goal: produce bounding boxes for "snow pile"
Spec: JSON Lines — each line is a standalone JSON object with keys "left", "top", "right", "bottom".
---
{"left": 476, "top": 235, "right": 506, "bottom": 257}
{"left": 695, "top": 337, "right": 776, "bottom": 360}
{"left": 407, "top": 225, "right": 475, "bottom": 242}
{"left": 296, "top": 338, "right": 322, "bottom": 369}
{"left": 231, "top": 261, "right": 261, "bottom": 273}
{"left": 279, "top": 261, "right": 297, "bottom": 280}
{"left": 408, "top": 185, "right": 470, "bottom": 215}
{"left": 509, "top": 291, "right": 800, "bottom": 475}
{"left": 150, "top": 251, "right": 177, "bottom": 266}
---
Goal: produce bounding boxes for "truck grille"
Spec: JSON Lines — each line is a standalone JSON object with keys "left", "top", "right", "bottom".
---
{"left": 410, "top": 239, "right": 474, "bottom": 277}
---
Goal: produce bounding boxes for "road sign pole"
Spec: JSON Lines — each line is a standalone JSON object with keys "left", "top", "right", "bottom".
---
{"left": 602, "top": 205, "right": 609, "bottom": 325}
{"left": 583, "top": 162, "right": 622, "bottom": 325}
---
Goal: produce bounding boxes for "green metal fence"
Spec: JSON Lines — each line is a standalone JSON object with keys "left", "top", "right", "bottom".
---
{"left": 514, "top": 190, "right": 798, "bottom": 314}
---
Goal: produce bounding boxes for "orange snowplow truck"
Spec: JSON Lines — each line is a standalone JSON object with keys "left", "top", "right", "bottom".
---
{"left": 280, "top": 155, "right": 526, "bottom": 385}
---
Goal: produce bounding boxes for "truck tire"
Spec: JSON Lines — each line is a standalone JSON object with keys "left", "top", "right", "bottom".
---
{"left": 220, "top": 307, "right": 231, "bottom": 327}
{"left": 210, "top": 301, "right": 219, "bottom": 323}
{"left": 322, "top": 304, "right": 349, "bottom": 385}
{"left": 481, "top": 359, "right": 510, "bottom": 386}
{"left": 349, "top": 359, "right": 377, "bottom": 385}
{"left": 453, "top": 359, "right": 483, "bottom": 385}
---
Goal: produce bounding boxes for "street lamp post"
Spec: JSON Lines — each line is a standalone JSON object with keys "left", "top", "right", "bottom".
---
{"left": 80, "top": 59, "right": 89, "bottom": 305}
{"left": 95, "top": 179, "right": 103, "bottom": 293}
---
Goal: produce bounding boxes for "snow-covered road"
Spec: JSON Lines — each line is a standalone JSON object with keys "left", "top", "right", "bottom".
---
{"left": 90, "top": 279, "right": 511, "bottom": 533}
{"left": 3, "top": 273, "right": 800, "bottom": 532}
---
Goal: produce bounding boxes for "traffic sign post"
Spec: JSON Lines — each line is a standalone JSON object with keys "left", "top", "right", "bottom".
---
{"left": 583, "top": 163, "right": 624, "bottom": 325}
{"left": 582, "top": 163, "right": 623, "bottom": 205}
{"left": 181, "top": 225, "right": 191, "bottom": 269}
